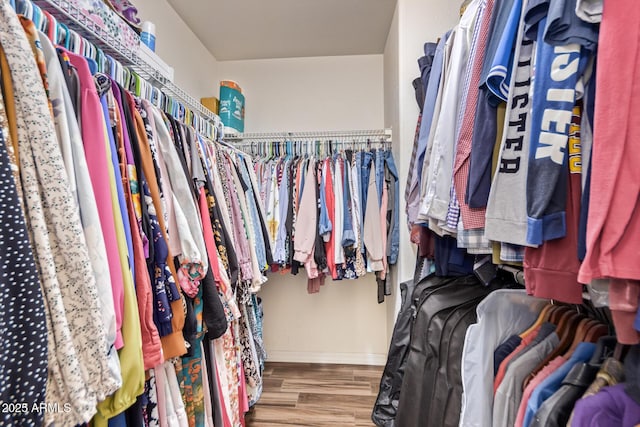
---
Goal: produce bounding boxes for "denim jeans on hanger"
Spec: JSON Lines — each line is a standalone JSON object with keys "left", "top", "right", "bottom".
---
{"left": 360, "top": 150, "right": 373, "bottom": 256}
{"left": 318, "top": 159, "right": 332, "bottom": 239}
{"left": 375, "top": 149, "right": 385, "bottom": 205}
{"left": 342, "top": 154, "right": 355, "bottom": 247}
{"left": 355, "top": 151, "right": 364, "bottom": 227}
{"left": 384, "top": 149, "right": 400, "bottom": 265}
{"left": 239, "top": 154, "right": 268, "bottom": 269}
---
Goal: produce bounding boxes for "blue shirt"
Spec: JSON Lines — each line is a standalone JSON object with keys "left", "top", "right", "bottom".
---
{"left": 494, "top": 335, "right": 523, "bottom": 376}
{"left": 274, "top": 160, "right": 290, "bottom": 263}
{"left": 486, "top": 0, "right": 522, "bottom": 102}
{"left": 100, "top": 92, "right": 135, "bottom": 288}
{"left": 525, "top": 15, "right": 589, "bottom": 245}
{"left": 544, "top": 0, "right": 599, "bottom": 52}
{"left": 341, "top": 156, "right": 355, "bottom": 248}
{"left": 523, "top": 342, "right": 596, "bottom": 427}
{"left": 238, "top": 154, "right": 267, "bottom": 270}
{"left": 384, "top": 150, "right": 400, "bottom": 265}
{"left": 413, "top": 33, "right": 449, "bottom": 193}
{"left": 318, "top": 159, "right": 332, "bottom": 239}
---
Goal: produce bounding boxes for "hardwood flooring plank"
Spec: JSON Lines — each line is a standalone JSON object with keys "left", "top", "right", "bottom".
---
{"left": 246, "top": 362, "right": 382, "bottom": 426}
{"left": 352, "top": 368, "right": 384, "bottom": 378}
{"left": 297, "top": 393, "right": 377, "bottom": 411}
{"left": 263, "top": 377, "right": 285, "bottom": 389}
{"left": 280, "top": 378, "right": 373, "bottom": 396}
{"left": 270, "top": 367, "right": 356, "bottom": 382}
{"left": 370, "top": 381, "right": 380, "bottom": 395}
{"left": 247, "top": 406, "right": 355, "bottom": 424}
{"left": 355, "top": 408, "right": 376, "bottom": 426}
{"left": 256, "top": 391, "right": 300, "bottom": 407}
{"left": 354, "top": 376, "right": 382, "bottom": 390}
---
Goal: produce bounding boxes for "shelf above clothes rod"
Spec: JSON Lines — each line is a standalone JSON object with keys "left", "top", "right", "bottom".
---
{"left": 224, "top": 128, "right": 393, "bottom": 142}
{"left": 33, "top": 0, "right": 221, "bottom": 138}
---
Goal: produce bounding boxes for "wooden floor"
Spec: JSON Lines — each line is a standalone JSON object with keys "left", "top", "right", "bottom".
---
{"left": 245, "top": 362, "right": 384, "bottom": 426}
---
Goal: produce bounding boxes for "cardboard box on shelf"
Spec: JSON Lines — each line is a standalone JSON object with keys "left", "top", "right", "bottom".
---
{"left": 201, "top": 97, "right": 219, "bottom": 115}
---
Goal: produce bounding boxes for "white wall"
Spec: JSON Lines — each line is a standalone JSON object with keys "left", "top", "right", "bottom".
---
{"left": 382, "top": 0, "right": 460, "bottom": 338}
{"left": 383, "top": 0, "right": 460, "bottom": 288}
{"left": 218, "top": 55, "right": 384, "bottom": 132}
{"left": 383, "top": 3, "right": 402, "bottom": 341}
{"left": 133, "top": 0, "right": 461, "bottom": 365}
{"left": 133, "top": 0, "right": 218, "bottom": 99}
{"left": 219, "top": 55, "right": 388, "bottom": 365}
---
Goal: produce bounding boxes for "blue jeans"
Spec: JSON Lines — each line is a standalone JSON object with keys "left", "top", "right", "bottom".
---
{"left": 384, "top": 150, "right": 400, "bottom": 265}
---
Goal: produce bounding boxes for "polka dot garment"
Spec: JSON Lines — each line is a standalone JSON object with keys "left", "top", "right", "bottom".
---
{"left": 0, "top": 120, "right": 48, "bottom": 423}
{"left": 0, "top": 3, "right": 120, "bottom": 425}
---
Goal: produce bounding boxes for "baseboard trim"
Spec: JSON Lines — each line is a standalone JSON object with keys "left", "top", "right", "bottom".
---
{"left": 266, "top": 351, "right": 387, "bottom": 366}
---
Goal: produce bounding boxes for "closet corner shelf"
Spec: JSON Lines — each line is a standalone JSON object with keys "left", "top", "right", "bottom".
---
{"left": 34, "top": 0, "right": 220, "bottom": 130}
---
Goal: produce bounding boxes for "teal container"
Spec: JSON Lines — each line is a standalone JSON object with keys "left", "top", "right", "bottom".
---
{"left": 219, "top": 81, "right": 245, "bottom": 133}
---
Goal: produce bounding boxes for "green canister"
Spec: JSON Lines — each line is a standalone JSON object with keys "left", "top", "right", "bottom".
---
{"left": 219, "top": 80, "right": 245, "bottom": 133}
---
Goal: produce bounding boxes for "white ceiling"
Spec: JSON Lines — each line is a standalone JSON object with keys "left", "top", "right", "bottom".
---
{"left": 167, "top": 0, "right": 397, "bottom": 61}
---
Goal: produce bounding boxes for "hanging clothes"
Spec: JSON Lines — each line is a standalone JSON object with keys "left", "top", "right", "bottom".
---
{"left": 247, "top": 141, "right": 398, "bottom": 299}
{"left": 404, "top": 0, "right": 640, "bottom": 349}
{"left": 0, "top": 3, "right": 271, "bottom": 426}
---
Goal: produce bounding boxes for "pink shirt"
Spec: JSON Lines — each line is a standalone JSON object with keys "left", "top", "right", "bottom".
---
{"left": 67, "top": 50, "right": 125, "bottom": 349}
{"left": 578, "top": 0, "right": 640, "bottom": 284}
{"left": 494, "top": 324, "right": 543, "bottom": 394}
{"left": 610, "top": 279, "right": 640, "bottom": 344}
{"left": 514, "top": 356, "right": 565, "bottom": 427}
{"left": 379, "top": 181, "right": 389, "bottom": 280}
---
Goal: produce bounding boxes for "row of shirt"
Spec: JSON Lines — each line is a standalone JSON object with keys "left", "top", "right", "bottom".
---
{"left": 1, "top": 4, "right": 270, "bottom": 427}
{"left": 405, "top": 0, "right": 640, "bottom": 343}
{"left": 459, "top": 291, "right": 640, "bottom": 427}
{"left": 253, "top": 147, "right": 399, "bottom": 300}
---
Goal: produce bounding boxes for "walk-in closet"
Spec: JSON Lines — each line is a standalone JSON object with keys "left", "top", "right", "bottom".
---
{"left": 1, "top": 0, "right": 639, "bottom": 426}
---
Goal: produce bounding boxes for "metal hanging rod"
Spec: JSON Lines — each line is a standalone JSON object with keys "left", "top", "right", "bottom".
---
{"left": 31, "top": 0, "right": 221, "bottom": 139}
{"left": 224, "top": 129, "right": 392, "bottom": 142}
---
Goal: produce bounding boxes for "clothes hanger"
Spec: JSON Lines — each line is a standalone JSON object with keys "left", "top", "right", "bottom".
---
{"left": 519, "top": 304, "right": 554, "bottom": 338}
{"left": 153, "top": 87, "right": 162, "bottom": 108}
{"left": 82, "top": 38, "right": 91, "bottom": 59}
{"left": 134, "top": 73, "right": 143, "bottom": 97}
{"left": 173, "top": 100, "right": 180, "bottom": 121}
{"left": 57, "top": 22, "right": 71, "bottom": 49}
{"left": 285, "top": 139, "right": 292, "bottom": 160}
{"left": 587, "top": 336, "right": 618, "bottom": 364}
{"left": 548, "top": 305, "right": 570, "bottom": 324}
{"left": 32, "top": 4, "right": 42, "bottom": 30}
{"left": 613, "top": 342, "right": 629, "bottom": 361}
{"left": 524, "top": 310, "right": 584, "bottom": 388}
{"left": 95, "top": 49, "right": 104, "bottom": 73}
{"left": 562, "top": 318, "right": 597, "bottom": 358}
{"left": 14, "top": 0, "right": 29, "bottom": 18}
{"left": 582, "top": 322, "right": 609, "bottom": 344}
{"left": 106, "top": 55, "right": 115, "bottom": 80}
{"left": 71, "top": 27, "right": 80, "bottom": 52}
{"left": 144, "top": 80, "right": 153, "bottom": 101}
{"left": 165, "top": 96, "right": 172, "bottom": 117}
{"left": 39, "top": 10, "right": 49, "bottom": 33}
{"left": 42, "top": 10, "right": 56, "bottom": 41}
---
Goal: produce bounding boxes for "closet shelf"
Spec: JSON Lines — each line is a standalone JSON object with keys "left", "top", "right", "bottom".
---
{"left": 224, "top": 128, "right": 393, "bottom": 142}
{"left": 34, "top": 0, "right": 221, "bottom": 137}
